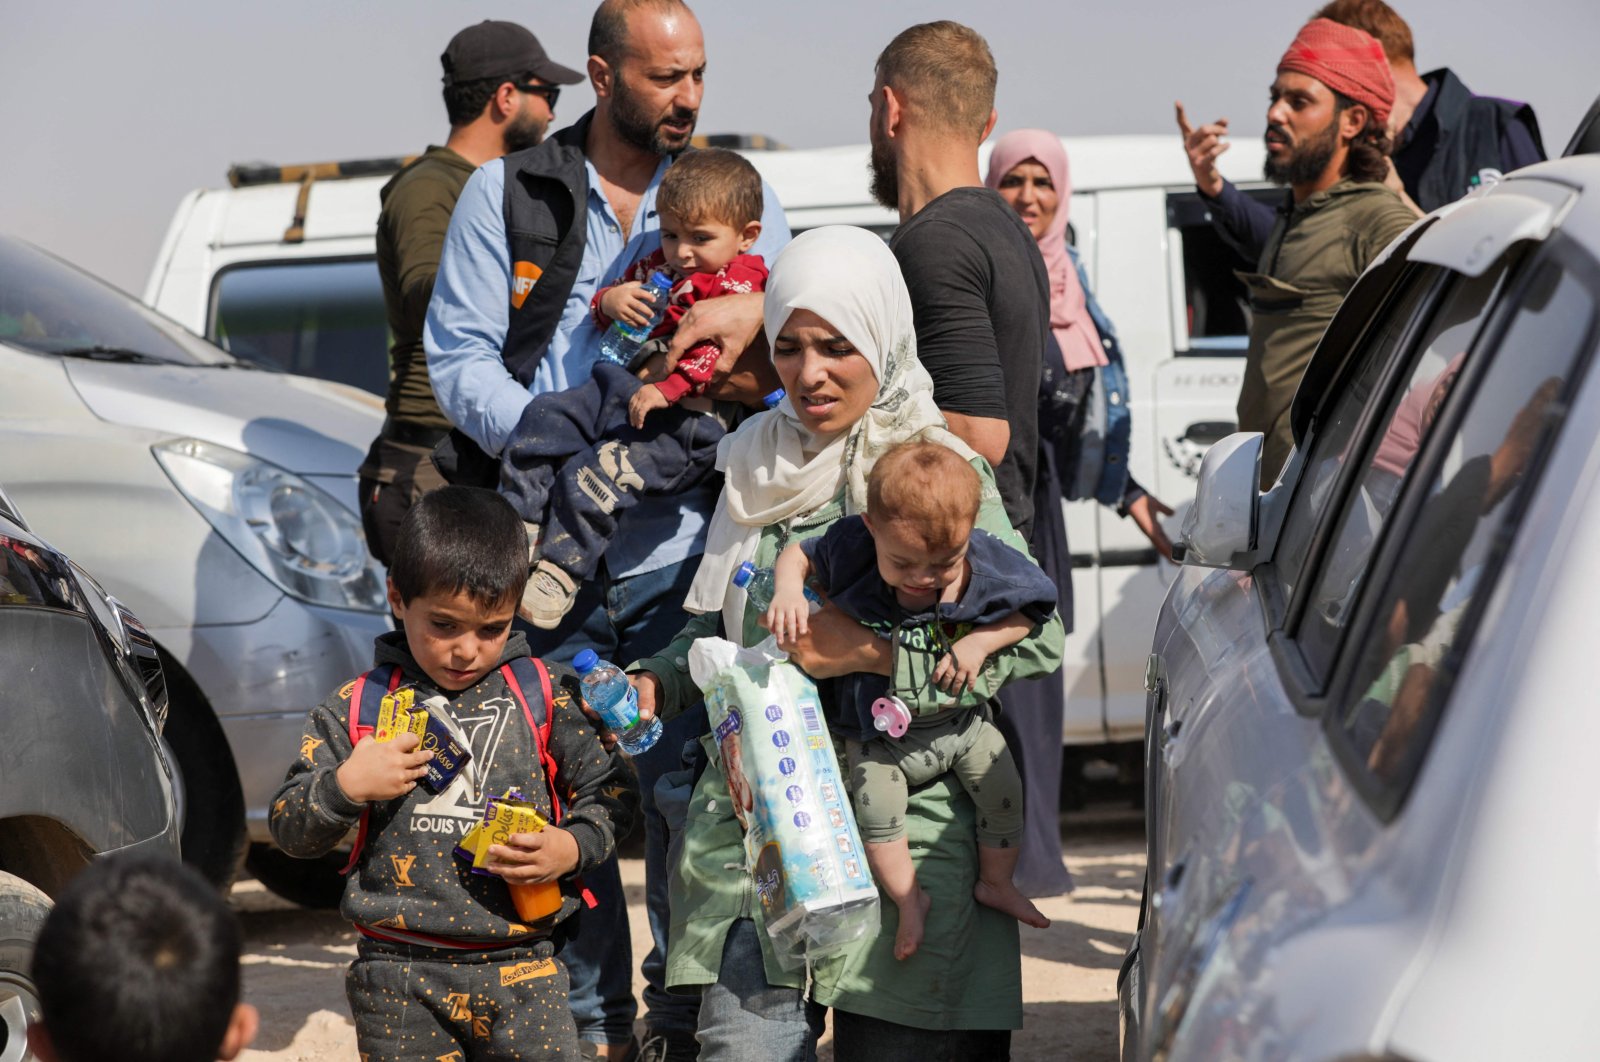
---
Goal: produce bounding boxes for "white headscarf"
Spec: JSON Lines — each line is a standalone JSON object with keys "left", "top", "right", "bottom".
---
{"left": 684, "top": 226, "right": 978, "bottom": 621}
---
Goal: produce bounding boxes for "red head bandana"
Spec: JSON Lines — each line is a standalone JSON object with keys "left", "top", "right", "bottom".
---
{"left": 1277, "top": 17, "right": 1394, "bottom": 129}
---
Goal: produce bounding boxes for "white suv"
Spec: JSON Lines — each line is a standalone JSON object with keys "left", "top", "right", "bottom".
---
{"left": 145, "top": 134, "right": 1268, "bottom": 775}
{"left": 1122, "top": 154, "right": 1600, "bottom": 1060}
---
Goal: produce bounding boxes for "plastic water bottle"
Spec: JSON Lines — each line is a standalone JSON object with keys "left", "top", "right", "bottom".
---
{"left": 572, "top": 649, "right": 661, "bottom": 755}
{"left": 732, "top": 562, "right": 822, "bottom": 614}
{"left": 597, "top": 270, "right": 676, "bottom": 366}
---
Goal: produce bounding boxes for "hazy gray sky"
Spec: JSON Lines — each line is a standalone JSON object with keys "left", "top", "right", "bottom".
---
{"left": 3, "top": 0, "right": 1594, "bottom": 293}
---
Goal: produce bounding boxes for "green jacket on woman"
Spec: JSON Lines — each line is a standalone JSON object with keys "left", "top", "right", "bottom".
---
{"left": 633, "top": 457, "right": 1065, "bottom": 1031}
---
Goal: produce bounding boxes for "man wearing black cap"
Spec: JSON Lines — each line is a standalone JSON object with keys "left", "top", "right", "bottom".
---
{"left": 357, "top": 21, "right": 583, "bottom": 567}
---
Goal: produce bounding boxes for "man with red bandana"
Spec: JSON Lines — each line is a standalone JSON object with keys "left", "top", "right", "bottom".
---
{"left": 1183, "top": 18, "right": 1418, "bottom": 484}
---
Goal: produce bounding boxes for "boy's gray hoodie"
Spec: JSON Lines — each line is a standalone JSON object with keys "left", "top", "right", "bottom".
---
{"left": 270, "top": 630, "right": 638, "bottom": 945}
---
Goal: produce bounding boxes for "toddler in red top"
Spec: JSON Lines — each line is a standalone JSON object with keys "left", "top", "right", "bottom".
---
{"left": 499, "top": 148, "right": 769, "bottom": 628}
{"left": 592, "top": 244, "right": 767, "bottom": 426}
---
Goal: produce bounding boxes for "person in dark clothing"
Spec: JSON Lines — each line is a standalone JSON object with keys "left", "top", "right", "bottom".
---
{"left": 270, "top": 486, "right": 638, "bottom": 1062}
{"left": 1176, "top": 0, "right": 1543, "bottom": 265}
{"left": 868, "top": 21, "right": 1049, "bottom": 540}
{"left": 357, "top": 21, "right": 583, "bottom": 566}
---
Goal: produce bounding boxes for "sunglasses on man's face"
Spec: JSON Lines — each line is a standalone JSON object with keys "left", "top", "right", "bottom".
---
{"left": 514, "top": 83, "right": 561, "bottom": 108}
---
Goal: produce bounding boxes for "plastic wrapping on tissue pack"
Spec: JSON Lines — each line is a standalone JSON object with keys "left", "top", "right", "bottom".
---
{"left": 689, "top": 636, "right": 879, "bottom": 968}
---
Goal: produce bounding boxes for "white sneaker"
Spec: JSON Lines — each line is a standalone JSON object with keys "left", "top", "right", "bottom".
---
{"left": 518, "top": 561, "right": 579, "bottom": 629}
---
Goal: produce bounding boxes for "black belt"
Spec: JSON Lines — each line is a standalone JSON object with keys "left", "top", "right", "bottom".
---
{"left": 382, "top": 417, "right": 450, "bottom": 450}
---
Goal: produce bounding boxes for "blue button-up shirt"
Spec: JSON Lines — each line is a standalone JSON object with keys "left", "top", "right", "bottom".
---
{"left": 424, "top": 153, "right": 791, "bottom": 579}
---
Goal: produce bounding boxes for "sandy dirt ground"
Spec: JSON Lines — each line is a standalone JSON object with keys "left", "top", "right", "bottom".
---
{"left": 234, "top": 809, "right": 1143, "bottom": 1062}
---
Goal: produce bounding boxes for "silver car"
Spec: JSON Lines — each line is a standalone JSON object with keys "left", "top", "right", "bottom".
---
{"left": 0, "top": 481, "right": 180, "bottom": 1061}
{"left": 1121, "top": 154, "right": 1600, "bottom": 1060}
{"left": 0, "top": 235, "right": 388, "bottom": 905}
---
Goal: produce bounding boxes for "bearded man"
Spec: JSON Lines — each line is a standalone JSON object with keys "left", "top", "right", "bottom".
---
{"left": 358, "top": 21, "right": 582, "bottom": 566}
{"left": 1189, "top": 19, "right": 1418, "bottom": 484}
{"left": 424, "top": 3, "right": 789, "bottom": 1059}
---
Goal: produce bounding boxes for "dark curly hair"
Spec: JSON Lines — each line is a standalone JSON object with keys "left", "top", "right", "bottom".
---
{"left": 1334, "top": 90, "right": 1395, "bottom": 183}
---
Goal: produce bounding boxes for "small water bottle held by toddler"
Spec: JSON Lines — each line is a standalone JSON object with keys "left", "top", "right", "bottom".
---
{"left": 573, "top": 649, "right": 661, "bottom": 755}
{"left": 598, "top": 270, "right": 676, "bottom": 367}
{"left": 732, "top": 562, "right": 821, "bottom": 614}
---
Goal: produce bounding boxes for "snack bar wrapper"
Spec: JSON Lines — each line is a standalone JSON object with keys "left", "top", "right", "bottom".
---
{"left": 688, "top": 636, "right": 879, "bottom": 969}
{"left": 373, "top": 689, "right": 471, "bottom": 793}
{"left": 455, "top": 791, "right": 549, "bottom": 874}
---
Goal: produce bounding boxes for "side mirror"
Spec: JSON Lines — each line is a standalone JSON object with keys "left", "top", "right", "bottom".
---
{"left": 1176, "top": 432, "right": 1261, "bottom": 568}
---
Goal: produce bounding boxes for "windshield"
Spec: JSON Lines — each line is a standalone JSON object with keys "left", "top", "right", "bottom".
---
{"left": 0, "top": 235, "right": 238, "bottom": 367}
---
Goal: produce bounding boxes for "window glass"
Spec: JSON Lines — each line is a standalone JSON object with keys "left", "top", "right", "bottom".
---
{"left": 1338, "top": 261, "right": 1595, "bottom": 800}
{"left": 1272, "top": 270, "right": 1437, "bottom": 607}
{"left": 1294, "top": 261, "right": 1513, "bottom": 680}
{"left": 212, "top": 259, "right": 390, "bottom": 395}
{"left": 1167, "top": 189, "right": 1281, "bottom": 354}
{"left": 0, "top": 235, "right": 232, "bottom": 366}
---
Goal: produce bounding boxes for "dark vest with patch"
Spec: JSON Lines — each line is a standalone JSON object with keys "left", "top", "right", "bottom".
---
{"left": 433, "top": 113, "right": 596, "bottom": 486}
{"left": 498, "top": 111, "right": 595, "bottom": 386}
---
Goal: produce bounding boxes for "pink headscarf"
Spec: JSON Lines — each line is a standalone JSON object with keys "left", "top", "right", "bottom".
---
{"left": 985, "top": 129, "right": 1106, "bottom": 372}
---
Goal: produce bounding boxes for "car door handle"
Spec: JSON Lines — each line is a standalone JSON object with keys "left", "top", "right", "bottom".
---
{"left": 1183, "top": 420, "right": 1236, "bottom": 445}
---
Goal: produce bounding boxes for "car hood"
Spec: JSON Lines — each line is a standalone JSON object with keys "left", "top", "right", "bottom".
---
{"left": 63, "top": 361, "right": 383, "bottom": 476}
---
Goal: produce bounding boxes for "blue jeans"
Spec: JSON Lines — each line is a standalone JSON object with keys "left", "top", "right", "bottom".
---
{"left": 696, "top": 918, "right": 824, "bottom": 1062}
{"left": 520, "top": 553, "right": 704, "bottom": 1046}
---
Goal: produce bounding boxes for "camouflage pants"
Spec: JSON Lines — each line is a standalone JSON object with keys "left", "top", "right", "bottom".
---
{"left": 347, "top": 937, "right": 580, "bottom": 1061}
{"left": 845, "top": 708, "right": 1024, "bottom": 847}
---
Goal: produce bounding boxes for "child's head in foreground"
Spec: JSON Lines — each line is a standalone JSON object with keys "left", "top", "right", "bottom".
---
{"left": 864, "top": 441, "right": 982, "bottom": 609}
{"left": 29, "top": 855, "right": 258, "bottom": 1062}
{"left": 656, "top": 147, "right": 764, "bottom": 277}
{"left": 387, "top": 485, "right": 528, "bottom": 690}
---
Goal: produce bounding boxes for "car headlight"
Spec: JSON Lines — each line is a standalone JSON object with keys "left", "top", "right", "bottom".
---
{"left": 153, "top": 438, "right": 387, "bottom": 612}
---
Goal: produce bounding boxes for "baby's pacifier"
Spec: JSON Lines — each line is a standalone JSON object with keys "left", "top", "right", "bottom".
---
{"left": 870, "top": 696, "right": 912, "bottom": 739}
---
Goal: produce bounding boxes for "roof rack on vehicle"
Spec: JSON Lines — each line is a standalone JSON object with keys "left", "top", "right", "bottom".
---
{"left": 226, "top": 156, "right": 418, "bottom": 244}
{"left": 689, "top": 133, "right": 788, "bottom": 151}
{"left": 227, "top": 157, "right": 417, "bottom": 188}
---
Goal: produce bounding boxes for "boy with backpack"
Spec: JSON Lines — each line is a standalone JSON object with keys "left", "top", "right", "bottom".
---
{"left": 270, "top": 485, "right": 637, "bottom": 1060}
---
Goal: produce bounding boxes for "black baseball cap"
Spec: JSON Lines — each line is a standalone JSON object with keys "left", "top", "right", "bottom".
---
{"left": 441, "top": 21, "right": 583, "bottom": 87}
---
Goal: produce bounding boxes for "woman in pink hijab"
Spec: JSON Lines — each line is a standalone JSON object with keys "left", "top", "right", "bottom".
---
{"left": 986, "top": 129, "right": 1172, "bottom": 550}
{"left": 983, "top": 129, "right": 1173, "bottom": 897}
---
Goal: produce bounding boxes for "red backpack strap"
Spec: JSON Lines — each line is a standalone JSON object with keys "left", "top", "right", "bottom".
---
{"left": 340, "top": 665, "right": 402, "bottom": 876}
{"left": 501, "top": 657, "right": 598, "bottom": 909}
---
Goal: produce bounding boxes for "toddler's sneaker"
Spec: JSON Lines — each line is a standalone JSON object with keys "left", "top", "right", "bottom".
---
{"left": 519, "top": 560, "right": 579, "bottom": 629}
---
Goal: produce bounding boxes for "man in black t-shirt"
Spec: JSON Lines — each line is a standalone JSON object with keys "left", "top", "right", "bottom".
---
{"left": 869, "top": 21, "right": 1050, "bottom": 538}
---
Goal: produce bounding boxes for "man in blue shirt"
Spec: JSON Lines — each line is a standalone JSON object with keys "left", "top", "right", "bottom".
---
{"left": 425, "top": 3, "right": 789, "bottom": 1060}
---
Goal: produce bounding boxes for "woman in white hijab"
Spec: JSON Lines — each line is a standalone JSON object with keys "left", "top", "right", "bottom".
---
{"left": 630, "top": 227, "right": 1065, "bottom": 1061}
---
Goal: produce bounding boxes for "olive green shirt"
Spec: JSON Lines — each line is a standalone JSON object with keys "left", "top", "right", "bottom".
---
{"left": 375, "top": 145, "right": 475, "bottom": 429}
{"left": 1237, "top": 180, "right": 1417, "bottom": 482}
{"left": 633, "top": 458, "right": 1065, "bottom": 1030}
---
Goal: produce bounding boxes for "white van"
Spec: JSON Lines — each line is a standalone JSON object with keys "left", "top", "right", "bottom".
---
{"left": 145, "top": 133, "right": 1271, "bottom": 778}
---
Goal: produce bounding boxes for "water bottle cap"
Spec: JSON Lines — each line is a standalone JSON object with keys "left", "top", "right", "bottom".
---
{"left": 648, "top": 270, "right": 675, "bottom": 290}
{"left": 572, "top": 649, "right": 599, "bottom": 674}
{"left": 731, "top": 561, "right": 755, "bottom": 589}
{"left": 761, "top": 388, "right": 785, "bottom": 409}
